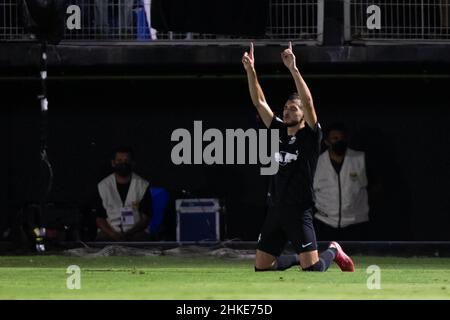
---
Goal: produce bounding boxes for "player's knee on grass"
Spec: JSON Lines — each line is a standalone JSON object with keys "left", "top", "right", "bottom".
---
{"left": 299, "top": 251, "right": 319, "bottom": 268}
{"left": 255, "top": 255, "right": 300, "bottom": 271}
{"left": 254, "top": 266, "right": 272, "bottom": 272}
{"left": 254, "top": 260, "right": 275, "bottom": 271}
{"left": 255, "top": 250, "right": 276, "bottom": 271}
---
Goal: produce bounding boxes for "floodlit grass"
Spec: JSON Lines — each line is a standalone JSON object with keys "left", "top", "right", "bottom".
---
{"left": 0, "top": 255, "right": 449, "bottom": 299}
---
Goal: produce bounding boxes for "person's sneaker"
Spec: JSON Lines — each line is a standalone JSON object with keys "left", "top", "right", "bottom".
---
{"left": 329, "top": 241, "right": 355, "bottom": 272}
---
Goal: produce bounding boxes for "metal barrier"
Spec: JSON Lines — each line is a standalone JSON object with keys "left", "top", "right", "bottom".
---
{"left": 0, "top": 0, "right": 22, "bottom": 41}
{"left": 0, "top": 0, "right": 324, "bottom": 44}
{"left": 344, "top": 0, "right": 450, "bottom": 42}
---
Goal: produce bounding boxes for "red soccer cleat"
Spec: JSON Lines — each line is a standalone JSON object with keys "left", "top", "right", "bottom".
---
{"left": 329, "top": 241, "right": 355, "bottom": 272}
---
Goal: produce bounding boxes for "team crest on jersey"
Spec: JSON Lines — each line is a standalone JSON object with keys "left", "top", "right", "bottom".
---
{"left": 275, "top": 151, "right": 298, "bottom": 166}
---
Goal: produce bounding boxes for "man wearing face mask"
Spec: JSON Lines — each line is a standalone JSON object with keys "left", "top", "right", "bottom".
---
{"left": 313, "top": 123, "right": 370, "bottom": 240}
{"left": 94, "top": 146, "right": 152, "bottom": 241}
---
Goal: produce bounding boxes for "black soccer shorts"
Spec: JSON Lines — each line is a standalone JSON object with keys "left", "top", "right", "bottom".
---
{"left": 256, "top": 206, "right": 318, "bottom": 256}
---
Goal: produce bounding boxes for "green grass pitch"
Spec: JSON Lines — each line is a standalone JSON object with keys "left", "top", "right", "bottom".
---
{"left": 0, "top": 255, "right": 449, "bottom": 299}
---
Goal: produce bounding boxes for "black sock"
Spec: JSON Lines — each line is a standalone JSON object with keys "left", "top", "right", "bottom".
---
{"left": 302, "top": 248, "right": 336, "bottom": 272}
{"left": 274, "top": 255, "right": 299, "bottom": 271}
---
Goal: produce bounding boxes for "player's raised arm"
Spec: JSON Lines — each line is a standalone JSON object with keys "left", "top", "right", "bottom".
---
{"left": 281, "top": 42, "right": 318, "bottom": 128}
{"left": 242, "top": 42, "right": 274, "bottom": 128}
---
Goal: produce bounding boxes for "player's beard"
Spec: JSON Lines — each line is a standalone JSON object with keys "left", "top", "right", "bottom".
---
{"left": 285, "top": 117, "right": 303, "bottom": 127}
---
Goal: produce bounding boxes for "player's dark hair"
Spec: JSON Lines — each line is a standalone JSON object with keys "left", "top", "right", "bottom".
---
{"left": 324, "top": 122, "right": 348, "bottom": 139}
{"left": 111, "top": 146, "right": 135, "bottom": 160}
{"left": 288, "top": 92, "right": 300, "bottom": 101}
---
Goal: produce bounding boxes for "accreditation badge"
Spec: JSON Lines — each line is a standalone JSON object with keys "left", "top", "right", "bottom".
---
{"left": 121, "top": 207, "right": 135, "bottom": 226}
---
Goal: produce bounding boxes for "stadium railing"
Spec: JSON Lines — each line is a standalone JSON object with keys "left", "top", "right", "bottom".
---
{"left": 3, "top": 1, "right": 450, "bottom": 44}
{"left": 344, "top": 0, "right": 450, "bottom": 43}
{"left": 0, "top": 0, "right": 324, "bottom": 44}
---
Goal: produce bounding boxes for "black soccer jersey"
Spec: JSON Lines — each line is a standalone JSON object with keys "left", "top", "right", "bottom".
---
{"left": 267, "top": 116, "right": 322, "bottom": 209}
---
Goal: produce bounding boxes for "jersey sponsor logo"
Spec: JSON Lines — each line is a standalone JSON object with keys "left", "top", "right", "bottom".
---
{"left": 274, "top": 151, "right": 298, "bottom": 166}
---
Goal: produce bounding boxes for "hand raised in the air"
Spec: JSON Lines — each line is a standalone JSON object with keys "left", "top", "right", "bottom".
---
{"left": 242, "top": 42, "right": 255, "bottom": 72}
{"left": 281, "top": 41, "right": 297, "bottom": 71}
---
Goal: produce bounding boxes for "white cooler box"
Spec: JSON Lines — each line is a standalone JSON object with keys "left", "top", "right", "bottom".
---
{"left": 176, "top": 198, "right": 220, "bottom": 242}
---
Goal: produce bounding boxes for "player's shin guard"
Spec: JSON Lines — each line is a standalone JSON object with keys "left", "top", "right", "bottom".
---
{"left": 302, "top": 248, "right": 337, "bottom": 272}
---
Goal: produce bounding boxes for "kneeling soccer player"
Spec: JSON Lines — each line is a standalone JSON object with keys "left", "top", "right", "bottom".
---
{"left": 242, "top": 42, "right": 354, "bottom": 272}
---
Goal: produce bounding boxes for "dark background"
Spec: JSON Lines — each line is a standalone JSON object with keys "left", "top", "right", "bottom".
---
{"left": 1, "top": 71, "right": 449, "bottom": 241}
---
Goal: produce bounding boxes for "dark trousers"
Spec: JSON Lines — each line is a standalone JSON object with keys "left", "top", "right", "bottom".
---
{"left": 314, "top": 218, "right": 371, "bottom": 241}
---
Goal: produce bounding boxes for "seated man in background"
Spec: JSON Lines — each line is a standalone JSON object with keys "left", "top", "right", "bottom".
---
{"left": 95, "top": 146, "right": 152, "bottom": 241}
{"left": 313, "top": 123, "right": 370, "bottom": 241}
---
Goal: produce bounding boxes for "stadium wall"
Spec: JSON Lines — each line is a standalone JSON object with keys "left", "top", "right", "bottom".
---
{"left": 1, "top": 72, "right": 449, "bottom": 241}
